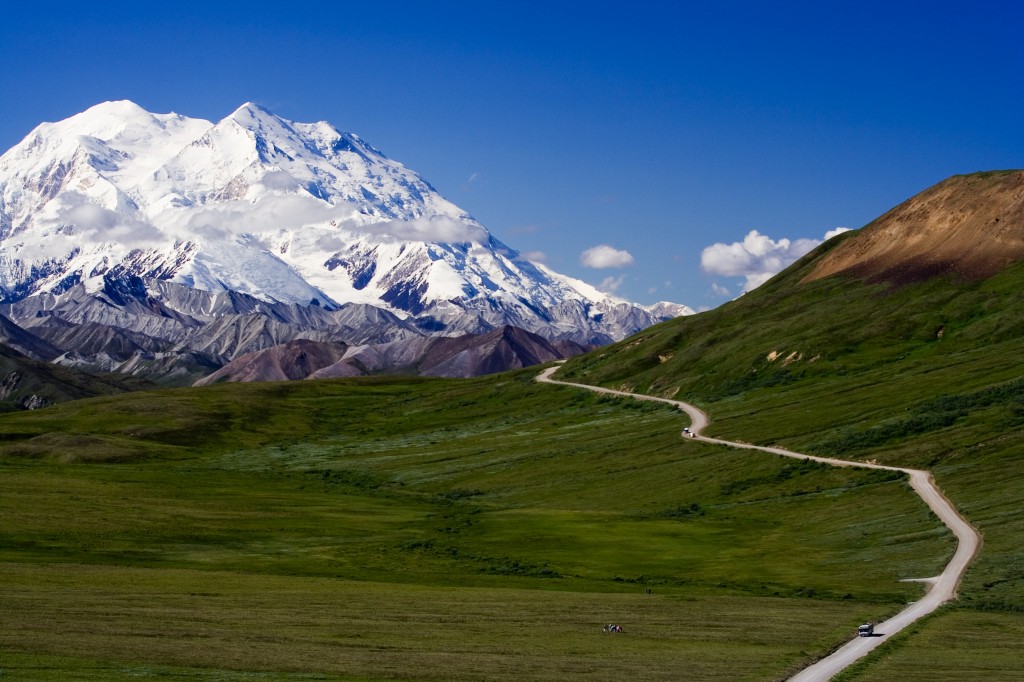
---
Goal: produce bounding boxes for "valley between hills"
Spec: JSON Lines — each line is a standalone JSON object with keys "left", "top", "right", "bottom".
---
{"left": 0, "top": 170, "right": 1022, "bottom": 681}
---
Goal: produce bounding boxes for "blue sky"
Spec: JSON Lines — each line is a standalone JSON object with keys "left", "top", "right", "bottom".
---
{"left": 1, "top": 1, "right": 1021, "bottom": 308}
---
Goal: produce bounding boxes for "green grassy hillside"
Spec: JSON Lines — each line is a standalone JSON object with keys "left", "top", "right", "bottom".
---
{"left": 0, "top": 370, "right": 951, "bottom": 680}
{"left": 558, "top": 237, "right": 1024, "bottom": 677}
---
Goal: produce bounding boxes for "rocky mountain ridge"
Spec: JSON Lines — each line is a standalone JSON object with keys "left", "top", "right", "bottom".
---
{"left": 195, "top": 325, "right": 587, "bottom": 385}
{"left": 0, "top": 101, "right": 691, "bottom": 380}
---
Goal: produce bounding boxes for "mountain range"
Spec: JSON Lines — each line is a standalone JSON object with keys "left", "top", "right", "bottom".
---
{"left": 0, "top": 101, "right": 690, "bottom": 387}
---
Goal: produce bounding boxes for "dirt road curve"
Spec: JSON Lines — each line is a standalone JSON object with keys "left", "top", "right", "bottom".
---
{"left": 536, "top": 366, "right": 981, "bottom": 681}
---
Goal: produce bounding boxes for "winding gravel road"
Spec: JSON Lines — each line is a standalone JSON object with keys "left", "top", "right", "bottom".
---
{"left": 537, "top": 365, "right": 981, "bottom": 681}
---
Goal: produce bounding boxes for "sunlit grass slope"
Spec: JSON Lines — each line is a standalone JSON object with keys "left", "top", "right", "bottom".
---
{"left": 0, "top": 369, "right": 949, "bottom": 680}
{"left": 558, "top": 241, "right": 1024, "bottom": 676}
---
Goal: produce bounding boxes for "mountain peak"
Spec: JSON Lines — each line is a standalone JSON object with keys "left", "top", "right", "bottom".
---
{"left": 40, "top": 100, "right": 160, "bottom": 142}
{"left": 85, "top": 99, "right": 149, "bottom": 114}
{"left": 228, "top": 101, "right": 277, "bottom": 122}
{"left": 0, "top": 102, "right": 691, "bottom": 345}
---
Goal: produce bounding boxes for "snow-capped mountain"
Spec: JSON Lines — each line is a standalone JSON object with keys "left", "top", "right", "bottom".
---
{"left": 0, "top": 101, "right": 690, "bottom": 375}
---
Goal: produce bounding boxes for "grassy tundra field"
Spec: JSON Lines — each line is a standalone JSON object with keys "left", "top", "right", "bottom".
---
{"left": 559, "top": 251, "right": 1024, "bottom": 678}
{"left": 0, "top": 369, "right": 951, "bottom": 680}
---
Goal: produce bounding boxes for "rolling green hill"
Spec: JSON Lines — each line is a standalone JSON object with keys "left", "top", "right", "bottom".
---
{"left": 0, "top": 370, "right": 949, "bottom": 680}
{"left": 557, "top": 171, "right": 1024, "bottom": 679}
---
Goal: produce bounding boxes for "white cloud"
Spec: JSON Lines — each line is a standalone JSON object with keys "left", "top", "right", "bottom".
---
{"left": 258, "top": 170, "right": 301, "bottom": 191}
{"left": 361, "top": 216, "right": 489, "bottom": 244}
{"left": 522, "top": 250, "right": 547, "bottom": 263}
{"left": 192, "top": 221, "right": 234, "bottom": 242}
{"left": 597, "top": 274, "right": 626, "bottom": 293}
{"left": 315, "top": 234, "right": 347, "bottom": 252}
{"left": 711, "top": 282, "right": 731, "bottom": 297}
{"left": 176, "top": 195, "right": 352, "bottom": 236}
{"left": 461, "top": 172, "right": 482, "bottom": 192}
{"left": 315, "top": 216, "right": 488, "bottom": 246}
{"left": 58, "top": 197, "right": 164, "bottom": 248}
{"left": 166, "top": 194, "right": 487, "bottom": 246}
{"left": 700, "top": 228, "right": 847, "bottom": 293}
{"left": 580, "top": 244, "right": 635, "bottom": 268}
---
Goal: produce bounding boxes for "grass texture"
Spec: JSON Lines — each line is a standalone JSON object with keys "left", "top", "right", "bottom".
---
{"left": 0, "top": 369, "right": 949, "bottom": 680}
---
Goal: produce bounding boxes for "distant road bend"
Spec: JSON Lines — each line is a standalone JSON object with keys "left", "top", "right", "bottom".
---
{"left": 536, "top": 365, "right": 981, "bottom": 681}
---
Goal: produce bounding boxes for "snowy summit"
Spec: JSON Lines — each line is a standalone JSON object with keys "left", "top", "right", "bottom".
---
{"left": 0, "top": 101, "right": 691, "bottom": 343}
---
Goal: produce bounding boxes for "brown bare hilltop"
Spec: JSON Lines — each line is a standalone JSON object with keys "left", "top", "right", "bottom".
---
{"left": 193, "top": 326, "right": 589, "bottom": 385}
{"left": 803, "top": 170, "right": 1024, "bottom": 286}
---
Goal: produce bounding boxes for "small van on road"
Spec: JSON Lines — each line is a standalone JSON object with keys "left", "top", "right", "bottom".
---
{"left": 858, "top": 623, "right": 874, "bottom": 637}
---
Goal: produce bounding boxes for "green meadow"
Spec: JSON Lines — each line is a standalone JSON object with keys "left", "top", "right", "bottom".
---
{"left": 559, "top": 253, "right": 1024, "bottom": 676}
{"left": 0, "top": 370, "right": 950, "bottom": 680}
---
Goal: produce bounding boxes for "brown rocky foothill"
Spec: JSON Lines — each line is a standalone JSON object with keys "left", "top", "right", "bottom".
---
{"left": 193, "top": 326, "right": 589, "bottom": 385}
{"left": 803, "top": 170, "right": 1024, "bottom": 286}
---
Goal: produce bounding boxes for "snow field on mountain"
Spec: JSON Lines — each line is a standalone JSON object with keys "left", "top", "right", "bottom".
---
{"left": 0, "top": 100, "right": 691, "bottom": 341}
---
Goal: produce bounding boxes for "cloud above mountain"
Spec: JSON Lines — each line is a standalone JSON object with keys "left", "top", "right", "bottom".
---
{"left": 598, "top": 275, "right": 626, "bottom": 293}
{"left": 701, "top": 228, "right": 850, "bottom": 292}
{"left": 175, "top": 195, "right": 351, "bottom": 236}
{"left": 361, "top": 216, "right": 489, "bottom": 244}
{"left": 165, "top": 195, "right": 488, "bottom": 246}
{"left": 580, "top": 244, "right": 634, "bottom": 268}
{"left": 55, "top": 194, "right": 164, "bottom": 249}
